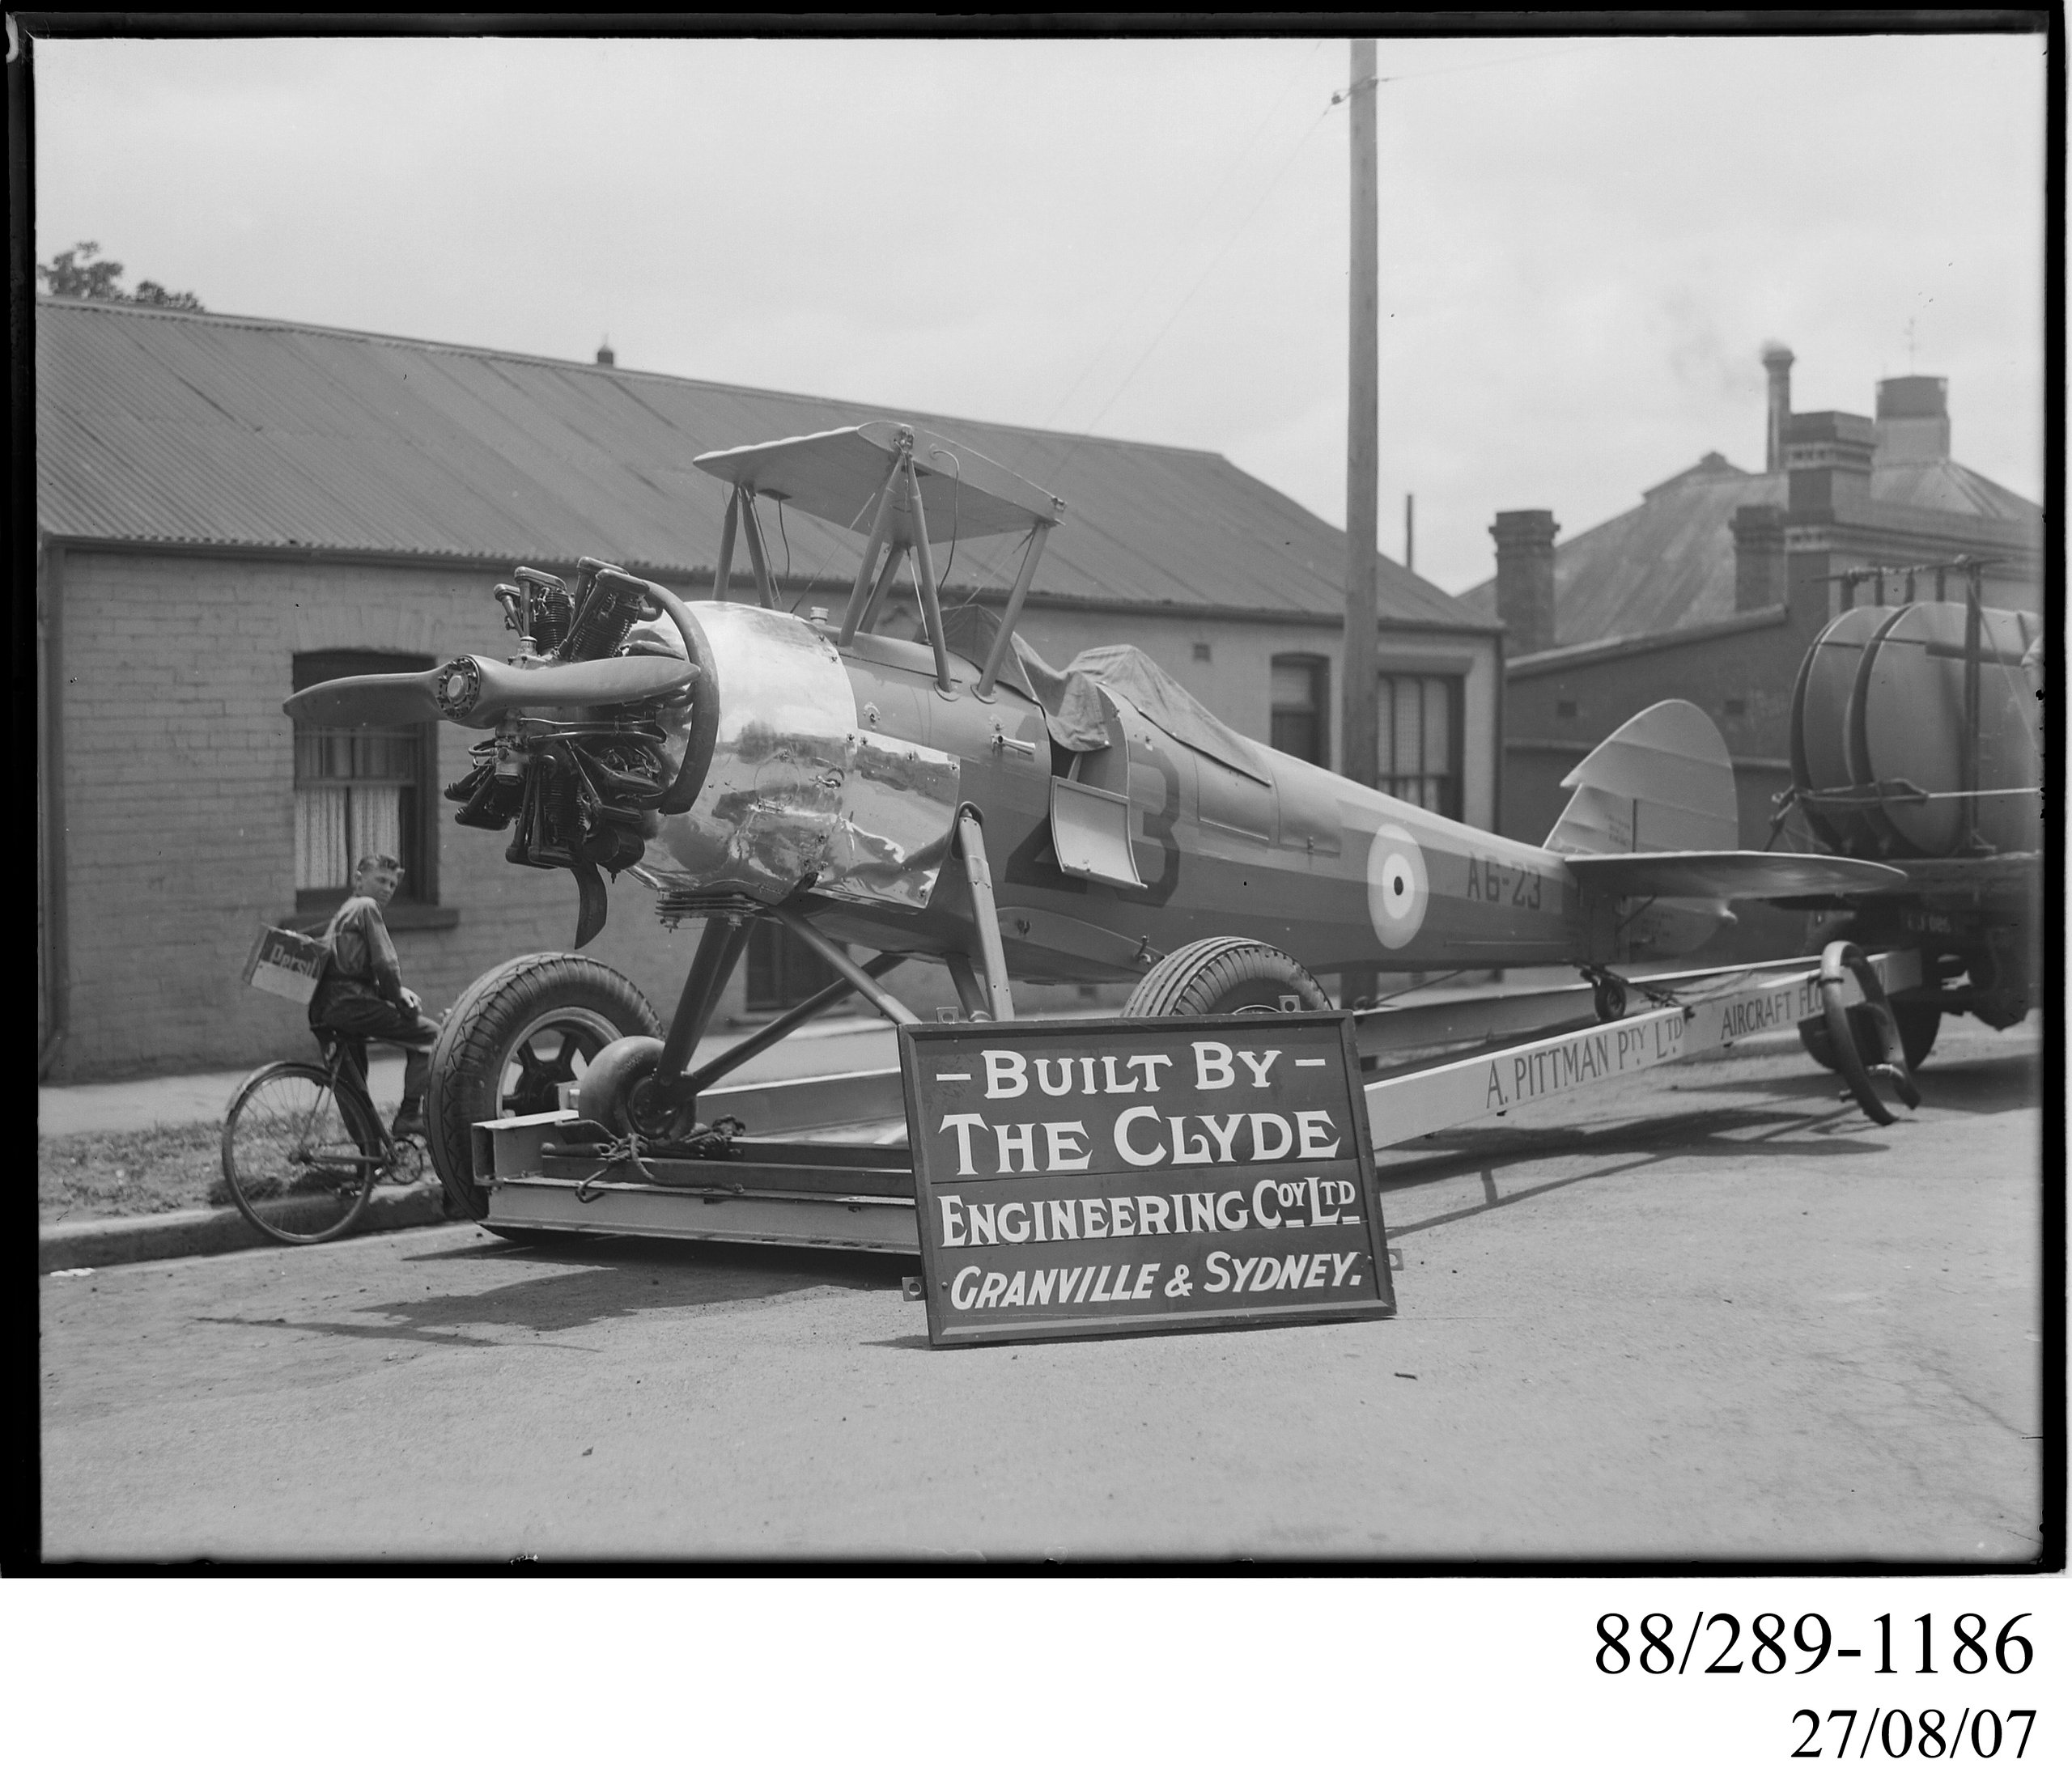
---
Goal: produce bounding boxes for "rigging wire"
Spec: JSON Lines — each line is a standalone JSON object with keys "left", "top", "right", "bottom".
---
{"left": 925, "top": 444, "right": 962, "bottom": 597}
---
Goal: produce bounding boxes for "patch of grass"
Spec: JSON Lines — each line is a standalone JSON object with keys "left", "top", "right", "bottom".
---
{"left": 39, "top": 1122, "right": 233, "bottom": 1222}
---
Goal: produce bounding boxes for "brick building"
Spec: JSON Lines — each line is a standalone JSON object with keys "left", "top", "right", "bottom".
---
{"left": 36, "top": 298, "right": 1500, "bottom": 1081}
{"left": 1456, "top": 350, "right": 2046, "bottom": 956}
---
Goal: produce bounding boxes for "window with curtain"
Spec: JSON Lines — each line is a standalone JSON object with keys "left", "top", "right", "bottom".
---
{"left": 1376, "top": 672, "right": 1462, "bottom": 818}
{"left": 1269, "top": 655, "right": 1330, "bottom": 767}
{"left": 291, "top": 651, "right": 435, "bottom": 911}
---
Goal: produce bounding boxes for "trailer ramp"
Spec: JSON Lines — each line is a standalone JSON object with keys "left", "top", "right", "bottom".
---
{"left": 475, "top": 951, "right": 1921, "bottom": 1253}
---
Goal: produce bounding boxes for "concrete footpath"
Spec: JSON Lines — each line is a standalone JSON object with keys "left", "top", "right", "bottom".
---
{"left": 39, "top": 1015, "right": 900, "bottom": 1272}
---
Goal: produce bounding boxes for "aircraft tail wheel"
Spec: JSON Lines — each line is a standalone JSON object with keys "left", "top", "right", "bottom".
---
{"left": 1817, "top": 940, "right": 1921, "bottom": 1126}
{"left": 1123, "top": 936, "right": 1333, "bottom": 1020}
{"left": 1592, "top": 977, "right": 1628, "bottom": 1024}
{"left": 1800, "top": 1001, "right": 1941, "bottom": 1074}
{"left": 426, "top": 952, "right": 662, "bottom": 1219}
{"left": 575, "top": 1035, "right": 669, "bottom": 1137}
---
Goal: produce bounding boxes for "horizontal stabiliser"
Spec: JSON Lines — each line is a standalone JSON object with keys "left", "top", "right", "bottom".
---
{"left": 1559, "top": 850, "right": 1908, "bottom": 901}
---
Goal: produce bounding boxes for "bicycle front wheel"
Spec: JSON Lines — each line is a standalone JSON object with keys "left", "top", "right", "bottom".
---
{"left": 221, "top": 1062, "right": 381, "bottom": 1245}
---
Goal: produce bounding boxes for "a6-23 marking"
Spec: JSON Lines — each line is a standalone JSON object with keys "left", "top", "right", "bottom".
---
{"left": 1466, "top": 854, "right": 1541, "bottom": 909}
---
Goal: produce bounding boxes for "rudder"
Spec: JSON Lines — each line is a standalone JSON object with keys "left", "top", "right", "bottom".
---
{"left": 1544, "top": 699, "right": 1739, "bottom": 855}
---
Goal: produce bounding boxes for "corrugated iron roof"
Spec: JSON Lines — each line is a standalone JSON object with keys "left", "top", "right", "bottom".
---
{"left": 1454, "top": 447, "right": 2043, "bottom": 644}
{"left": 36, "top": 298, "right": 1489, "bottom": 633}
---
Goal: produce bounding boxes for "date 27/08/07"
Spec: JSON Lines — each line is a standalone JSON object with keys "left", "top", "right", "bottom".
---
{"left": 1790, "top": 1707, "right": 2036, "bottom": 1760}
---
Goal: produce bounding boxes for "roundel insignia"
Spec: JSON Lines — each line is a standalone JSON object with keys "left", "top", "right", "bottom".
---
{"left": 1366, "top": 822, "right": 1429, "bottom": 951}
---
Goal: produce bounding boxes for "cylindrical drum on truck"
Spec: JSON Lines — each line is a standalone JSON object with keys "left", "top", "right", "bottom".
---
{"left": 1790, "top": 600, "right": 2042, "bottom": 859}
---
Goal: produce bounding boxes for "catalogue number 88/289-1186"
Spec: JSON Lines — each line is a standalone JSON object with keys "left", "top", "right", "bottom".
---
{"left": 1594, "top": 1611, "right": 2034, "bottom": 1677}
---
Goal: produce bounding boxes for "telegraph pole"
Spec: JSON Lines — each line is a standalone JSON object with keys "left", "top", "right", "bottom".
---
{"left": 1341, "top": 36, "right": 1380, "bottom": 1006}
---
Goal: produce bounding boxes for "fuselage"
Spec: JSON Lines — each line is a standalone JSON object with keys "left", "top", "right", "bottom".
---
{"left": 635, "top": 604, "right": 1674, "bottom": 983}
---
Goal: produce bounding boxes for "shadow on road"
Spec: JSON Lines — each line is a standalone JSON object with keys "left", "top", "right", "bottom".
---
{"left": 212, "top": 1238, "right": 910, "bottom": 1345}
{"left": 1381, "top": 1102, "right": 1893, "bottom": 1238}
{"left": 1379, "top": 1098, "right": 1886, "bottom": 1183}
{"left": 1735, "top": 1049, "right": 2041, "bottom": 1118}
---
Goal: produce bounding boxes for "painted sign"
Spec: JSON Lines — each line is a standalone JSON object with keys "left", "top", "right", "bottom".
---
{"left": 901, "top": 1013, "right": 1394, "bottom": 1346}
{"left": 240, "top": 924, "right": 327, "bottom": 1005}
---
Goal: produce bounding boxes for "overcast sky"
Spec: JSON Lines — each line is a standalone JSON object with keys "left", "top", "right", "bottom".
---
{"left": 32, "top": 27, "right": 2049, "bottom": 594}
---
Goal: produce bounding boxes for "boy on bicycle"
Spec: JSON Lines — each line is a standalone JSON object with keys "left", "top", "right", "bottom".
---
{"left": 309, "top": 853, "right": 441, "bottom": 1138}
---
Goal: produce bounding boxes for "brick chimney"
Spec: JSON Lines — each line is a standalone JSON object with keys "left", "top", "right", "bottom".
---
{"left": 1785, "top": 411, "right": 1875, "bottom": 517}
{"left": 596, "top": 341, "right": 617, "bottom": 367}
{"left": 1729, "top": 504, "right": 1787, "bottom": 612}
{"left": 1761, "top": 341, "right": 1794, "bottom": 473}
{"left": 1875, "top": 374, "right": 1950, "bottom": 463}
{"left": 1490, "top": 510, "right": 1560, "bottom": 655}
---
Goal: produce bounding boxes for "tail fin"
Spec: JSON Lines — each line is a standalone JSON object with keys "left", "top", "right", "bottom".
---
{"left": 1544, "top": 699, "right": 1738, "bottom": 855}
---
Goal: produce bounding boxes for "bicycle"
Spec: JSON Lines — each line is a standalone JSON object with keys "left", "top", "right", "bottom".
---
{"left": 219, "top": 1028, "right": 430, "bottom": 1245}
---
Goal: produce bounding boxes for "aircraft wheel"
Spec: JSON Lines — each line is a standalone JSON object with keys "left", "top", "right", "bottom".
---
{"left": 1816, "top": 941, "right": 1921, "bottom": 1125}
{"left": 426, "top": 952, "right": 662, "bottom": 1219}
{"left": 1798, "top": 1002, "right": 1940, "bottom": 1074}
{"left": 1123, "top": 936, "right": 1333, "bottom": 1020}
{"left": 574, "top": 1034, "right": 698, "bottom": 1140}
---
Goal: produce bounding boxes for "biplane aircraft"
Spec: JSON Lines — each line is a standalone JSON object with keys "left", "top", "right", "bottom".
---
{"left": 286, "top": 422, "right": 1905, "bottom": 1213}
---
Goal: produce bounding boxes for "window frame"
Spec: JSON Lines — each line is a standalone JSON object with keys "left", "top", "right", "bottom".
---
{"left": 745, "top": 918, "right": 846, "bottom": 1013}
{"left": 290, "top": 649, "right": 442, "bottom": 918}
{"left": 1268, "top": 652, "right": 1331, "bottom": 770}
{"left": 1375, "top": 670, "right": 1465, "bottom": 821}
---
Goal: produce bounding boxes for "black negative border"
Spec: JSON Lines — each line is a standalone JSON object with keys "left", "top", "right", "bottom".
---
{"left": 899, "top": 1010, "right": 1396, "bottom": 1348}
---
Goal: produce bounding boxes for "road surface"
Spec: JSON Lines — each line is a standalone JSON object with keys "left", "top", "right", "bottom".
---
{"left": 40, "top": 1018, "right": 2044, "bottom": 1562}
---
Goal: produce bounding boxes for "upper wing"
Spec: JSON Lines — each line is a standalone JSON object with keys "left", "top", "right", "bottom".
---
{"left": 1560, "top": 850, "right": 1909, "bottom": 901}
{"left": 693, "top": 422, "right": 1063, "bottom": 542}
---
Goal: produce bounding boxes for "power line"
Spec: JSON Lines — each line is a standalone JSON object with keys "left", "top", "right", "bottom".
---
{"left": 1030, "top": 40, "right": 1332, "bottom": 442}
{"left": 1030, "top": 78, "right": 1343, "bottom": 491}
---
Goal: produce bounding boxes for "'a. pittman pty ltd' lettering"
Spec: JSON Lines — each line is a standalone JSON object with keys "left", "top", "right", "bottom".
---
{"left": 1483, "top": 1016, "right": 1684, "bottom": 1109}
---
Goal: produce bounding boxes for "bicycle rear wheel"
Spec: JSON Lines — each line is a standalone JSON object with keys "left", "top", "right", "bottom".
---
{"left": 221, "top": 1062, "right": 382, "bottom": 1245}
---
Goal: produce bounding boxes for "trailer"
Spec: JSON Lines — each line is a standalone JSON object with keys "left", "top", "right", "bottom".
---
{"left": 473, "top": 946, "right": 1923, "bottom": 1254}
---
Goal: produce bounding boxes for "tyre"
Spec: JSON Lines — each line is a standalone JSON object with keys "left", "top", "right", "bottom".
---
{"left": 574, "top": 1035, "right": 674, "bottom": 1139}
{"left": 1816, "top": 940, "right": 1921, "bottom": 1126}
{"left": 426, "top": 952, "right": 662, "bottom": 1219}
{"left": 1798, "top": 1002, "right": 1940, "bottom": 1073}
{"left": 1123, "top": 936, "right": 1332, "bottom": 1020}
{"left": 221, "top": 1062, "right": 381, "bottom": 1245}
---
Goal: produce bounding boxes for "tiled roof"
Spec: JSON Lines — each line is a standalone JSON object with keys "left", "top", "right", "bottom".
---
{"left": 36, "top": 298, "right": 1491, "bottom": 633}
{"left": 1454, "top": 447, "right": 2043, "bottom": 644}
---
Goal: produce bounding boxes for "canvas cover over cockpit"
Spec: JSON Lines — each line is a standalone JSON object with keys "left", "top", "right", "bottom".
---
{"left": 939, "top": 604, "right": 1269, "bottom": 784}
